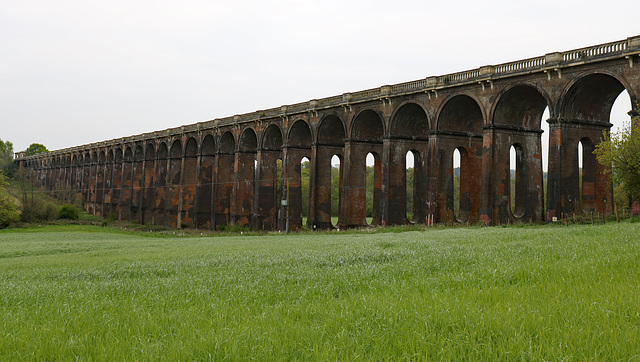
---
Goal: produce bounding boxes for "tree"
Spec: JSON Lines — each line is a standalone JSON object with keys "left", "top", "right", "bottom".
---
{"left": 0, "top": 139, "right": 15, "bottom": 176}
{"left": 595, "top": 110, "right": 640, "bottom": 203}
{"left": 25, "top": 143, "right": 48, "bottom": 156}
{"left": 0, "top": 171, "right": 20, "bottom": 228}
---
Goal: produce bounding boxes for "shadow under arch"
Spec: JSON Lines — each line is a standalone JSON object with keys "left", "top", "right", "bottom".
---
{"left": 284, "top": 119, "right": 313, "bottom": 231}
{"left": 313, "top": 115, "right": 346, "bottom": 229}
{"left": 487, "top": 84, "right": 548, "bottom": 224}
{"left": 436, "top": 94, "right": 484, "bottom": 224}
{"left": 548, "top": 72, "right": 628, "bottom": 219}
{"left": 388, "top": 102, "right": 430, "bottom": 225}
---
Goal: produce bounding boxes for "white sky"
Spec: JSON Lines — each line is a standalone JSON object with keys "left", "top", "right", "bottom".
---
{"left": 1, "top": 0, "right": 637, "bottom": 159}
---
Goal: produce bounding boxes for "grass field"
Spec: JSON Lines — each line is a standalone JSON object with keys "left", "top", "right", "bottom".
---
{"left": 1, "top": 222, "right": 640, "bottom": 360}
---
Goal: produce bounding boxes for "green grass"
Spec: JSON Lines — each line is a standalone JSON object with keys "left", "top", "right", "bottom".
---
{"left": 1, "top": 222, "right": 640, "bottom": 360}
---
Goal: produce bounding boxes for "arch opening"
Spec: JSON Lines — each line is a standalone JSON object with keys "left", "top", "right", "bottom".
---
{"left": 300, "top": 157, "right": 310, "bottom": 226}
{"left": 510, "top": 144, "right": 526, "bottom": 219}
{"left": 365, "top": 152, "right": 381, "bottom": 226}
{"left": 331, "top": 155, "right": 342, "bottom": 228}
{"left": 453, "top": 148, "right": 461, "bottom": 221}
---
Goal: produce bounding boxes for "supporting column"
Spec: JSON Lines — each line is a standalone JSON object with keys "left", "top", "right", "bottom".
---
{"left": 480, "top": 125, "right": 544, "bottom": 225}
{"left": 255, "top": 149, "right": 281, "bottom": 231}
{"left": 546, "top": 119, "right": 613, "bottom": 219}
{"left": 231, "top": 151, "right": 255, "bottom": 227}
{"left": 213, "top": 151, "right": 232, "bottom": 229}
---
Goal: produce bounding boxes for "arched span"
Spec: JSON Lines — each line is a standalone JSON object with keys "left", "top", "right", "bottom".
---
{"left": 437, "top": 94, "right": 484, "bottom": 133}
{"left": 185, "top": 137, "right": 198, "bottom": 157}
{"left": 134, "top": 145, "right": 144, "bottom": 162}
{"left": 493, "top": 85, "right": 549, "bottom": 128}
{"left": 114, "top": 148, "right": 123, "bottom": 162}
{"left": 219, "top": 131, "right": 235, "bottom": 154}
{"left": 390, "top": 102, "right": 429, "bottom": 138}
{"left": 201, "top": 134, "right": 216, "bottom": 156}
{"left": 288, "top": 119, "right": 312, "bottom": 147}
{"left": 145, "top": 143, "right": 155, "bottom": 161}
{"left": 351, "top": 109, "right": 384, "bottom": 141}
{"left": 261, "top": 124, "right": 283, "bottom": 150}
{"left": 559, "top": 72, "right": 628, "bottom": 123}
{"left": 170, "top": 139, "right": 182, "bottom": 159}
{"left": 239, "top": 128, "right": 257, "bottom": 152}
{"left": 123, "top": 147, "right": 132, "bottom": 162}
{"left": 157, "top": 142, "right": 168, "bottom": 159}
{"left": 317, "top": 115, "right": 345, "bottom": 145}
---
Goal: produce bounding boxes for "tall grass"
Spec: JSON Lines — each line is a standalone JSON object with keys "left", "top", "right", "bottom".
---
{"left": 1, "top": 222, "right": 639, "bottom": 360}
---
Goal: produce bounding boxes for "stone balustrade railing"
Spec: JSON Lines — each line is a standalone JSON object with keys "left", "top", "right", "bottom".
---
{"left": 20, "top": 36, "right": 640, "bottom": 160}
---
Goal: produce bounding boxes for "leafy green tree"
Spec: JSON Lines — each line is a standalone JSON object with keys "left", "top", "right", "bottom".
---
{"left": 25, "top": 143, "right": 48, "bottom": 156}
{"left": 595, "top": 110, "right": 640, "bottom": 203}
{"left": 0, "top": 139, "right": 16, "bottom": 176}
{"left": 0, "top": 171, "right": 20, "bottom": 228}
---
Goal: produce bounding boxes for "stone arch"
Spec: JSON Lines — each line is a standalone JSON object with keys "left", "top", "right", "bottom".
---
{"left": 314, "top": 115, "right": 346, "bottom": 229}
{"left": 239, "top": 128, "right": 258, "bottom": 152}
{"left": 386, "top": 102, "right": 430, "bottom": 225}
{"left": 493, "top": 84, "right": 549, "bottom": 128}
{"left": 390, "top": 102, "right": 429, "bottom": 137}
{"left": 124, "top": 146, "right": 133, "bottom": 162}
{"left": 181, "top": 137, "right": 199, "bottom": 227}
{"left": 157, "top": 142, "right": 168, "bottom": 158}
{"left": 167, "top": 139, "right": 183, "bottom": 227}
{"left": 284, "top": 119, "right": 313, "bottom": 231}
{"left": 435, "top": 94, "right": 484, "bottom": 224}
{"left": 261, "top": 124, "right": 283, "bottom": 150}
{"left": 559, "top": 72, "right": 628, "bottom": 123}
{"left": 145, "top": 143, "right": 156, "bottom": 161}
{"left": 485, "top": 84, "right": 548, "bottom": 224}
{"left": 170, "top": 139, "right": 182, "bottom": 159}
{"left": 120, "top": 146, "right": 134, "bottom": 220}
{"left": 346, "top": 109, "right": 384, "bottom": 228}
{"left": 288, "top": 119, "right": 312, "bottom": 147}
{"left": 256, "top": 124, "right": 283, "bottom": 230}
{"left": 219, "top": 131, "right": 235, "bottom": 154}
{"left": 185, "top": 137, "right": 198, "bottom": 157}
{"left": 153, "top": 142, "right": 169, "bottom": 226}
{"left": 318, "top": 114, "right": 346, "bottom": 144}
{"left": 351, "top": 109, "right": 384, "bottom": 141}
{"left": 95, "top": 150, "right": 106, "bottom": 216}
{"left": 134, "top": 145, "right": 144, "bottom": 161}
{"left": 142, "top": 142, "right": 156, "bottom": 225}
{"left": 234, "top": 128, "right": 257, "bottom": 227}
{"left": 201, "top": 134, "right": 216, "bottom": 156}
{"left": 437, "top": 94, "right": 484, "bottom": 133}
{"left": 547, "top": 73, "right": 624, "bottom": 220}
{"left": 130, "top": 144, "right": 145, "bottom": 222}
{"left": 197, "top": 134, "right": 216, "bottom": 229}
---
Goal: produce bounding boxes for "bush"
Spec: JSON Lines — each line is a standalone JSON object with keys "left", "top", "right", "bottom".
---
{"left": 58, "top": 204, "right": 79, "bottom": 220}
{"left": 20, "top": 197, "right": 57, "bottom": 223}
{"left": 0, "top": 196, "right": 20, "bottom": 228}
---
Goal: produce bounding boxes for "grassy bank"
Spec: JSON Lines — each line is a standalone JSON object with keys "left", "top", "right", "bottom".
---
{"left": 1, "top": 222, "right": 639, "bottom": 360}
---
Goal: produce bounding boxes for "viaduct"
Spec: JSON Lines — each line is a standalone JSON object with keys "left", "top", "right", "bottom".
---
{"left": 16, "top": 36, "right": 640, "bottom": 230}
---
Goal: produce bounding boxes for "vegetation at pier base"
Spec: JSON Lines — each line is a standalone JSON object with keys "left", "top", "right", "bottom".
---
{"left": 1, "top": 222, "right": 639, "bottom": 360}
{"left": 596, "top": 108, "right": 640, "bottom": 203}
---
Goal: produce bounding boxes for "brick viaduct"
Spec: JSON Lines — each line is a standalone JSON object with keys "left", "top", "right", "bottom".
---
{"left": 16, "top": 36, "right": 640, "bottom": 230}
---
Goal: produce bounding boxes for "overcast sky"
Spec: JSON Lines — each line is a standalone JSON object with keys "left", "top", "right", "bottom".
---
{"left": 1, "top": 0, "right": 638, "bottom": 155}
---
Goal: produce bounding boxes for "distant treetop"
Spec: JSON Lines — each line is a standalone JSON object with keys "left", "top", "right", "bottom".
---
{"left": 25, "top": 143, "right": 48, "bottom": 156}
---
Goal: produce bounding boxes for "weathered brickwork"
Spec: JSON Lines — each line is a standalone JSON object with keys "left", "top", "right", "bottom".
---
{"left": 17, "top": 36, "right": 640, "bottom": 229}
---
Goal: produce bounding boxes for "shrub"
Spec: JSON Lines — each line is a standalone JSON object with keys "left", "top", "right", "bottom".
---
{"left": 0, "top": 196, "right": 20, "bottom": 228}
{"left": 58, "top": 204, "right": 79, "bottom": 220}
{"left": 20, "top": 197, "right": 57, "bottom": 223}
